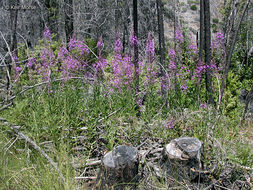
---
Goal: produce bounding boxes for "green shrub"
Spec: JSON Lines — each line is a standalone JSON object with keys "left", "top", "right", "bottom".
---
{"left": 213, "top": 18, "right": 219, "bottom": 24}
{"left": 190, "top": 5, "right": 197, "bottom": 11}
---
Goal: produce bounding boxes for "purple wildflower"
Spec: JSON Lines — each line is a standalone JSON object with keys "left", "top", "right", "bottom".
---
{"left": 168, "top": 49, "right": 176, "bottom": 59}
{"left": 43, "top": 26, "right": 51, "bottom": 40}
{"left": 68, "top": 37, "right": 89, "bottom": 55}
{"left": 114, "top": 33, "right": 123, "bottom": 54}
{"left": 169, "top": 61, "right": 177, "bottom": 70}
{"left": 146, "top": 33, "right": 155, "bottom": 63}
{"left": 189, "top": 43, "right": 198, "bottom": 55}
{"left": 130, "top": 30, "right": 138, "bottom": 46}
{"left": 175, "top": 28, "right": 184, "bottom": 44}
{"left": 27, "top": 57, "right": 36, "bottom": 68}
{"left": 15, "top": 66, "right": 22, "bottom": 73}
{"left": 166, "top": 120, "right": 175, "bottom": 129}
{"left": 97, "top": 36, "right": 104, "bottom": 57}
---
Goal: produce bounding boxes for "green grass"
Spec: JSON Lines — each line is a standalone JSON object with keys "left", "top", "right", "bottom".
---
{"left": 0, "top": 79, "right": 252, "bottom": 189}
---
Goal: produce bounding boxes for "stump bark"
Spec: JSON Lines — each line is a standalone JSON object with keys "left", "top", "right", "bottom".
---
{"left": 98, "top": 145, "right": 139, "bottom": 189}
{"left": 161, "top": 137, "right": 202, "bottom": 181}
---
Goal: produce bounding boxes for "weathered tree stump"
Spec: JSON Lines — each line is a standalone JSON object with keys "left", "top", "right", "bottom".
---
{"left": 98, "top": 145, "right": 139, "bottom": 189}
{"left": 161, "top": 137, "right": 202, "bottom": 182}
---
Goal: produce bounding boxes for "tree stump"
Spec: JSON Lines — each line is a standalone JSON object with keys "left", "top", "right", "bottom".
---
{"left": 98, "top": 145, "right": 139, "bottom": 190}
{"left": 161, "top": 137, "right": 202, "bottom": 182}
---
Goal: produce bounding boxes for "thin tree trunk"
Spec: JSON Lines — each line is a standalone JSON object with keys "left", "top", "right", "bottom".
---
{"left": 115, "top": 0, "right": 120, "bottom": 33}
{"left": 199, "top": 0, "right": 204, "bottom": 61}
{"left": 7, "top": 0, "right": 19, "bottom": 92}
{"left": 64, "top": 0, "right": 74, "bottom": 45}
{"left": 173, "top": 0, "right": 178, "bottom": 94}
{"left": 133, "top": 0, "right": 140, "bottom": 115}
{"left": 220, "top": 0, "right": 250, "bottom": 104}
{"left": 203, "top": 0, "right": 214, "bottom": 104}
{"left": 156, "top": 0, "right": 166, "bottom": 102}
{"left": 246, "top": 9, "right": 249, "bottom": 67}
{"left": 123, "top": 23, "right": 127, "bottom": 53}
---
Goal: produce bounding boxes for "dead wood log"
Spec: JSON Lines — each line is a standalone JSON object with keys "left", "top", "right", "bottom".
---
{"left": 161, "top": 137, "right": 202, "bottom": 182}
{"left": 98, "top": 145, "right": 139, "bottom": 189}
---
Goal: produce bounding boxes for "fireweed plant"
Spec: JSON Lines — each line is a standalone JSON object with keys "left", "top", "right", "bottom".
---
{"left": 13, "top": 26, "right": 227, "bottom": 115}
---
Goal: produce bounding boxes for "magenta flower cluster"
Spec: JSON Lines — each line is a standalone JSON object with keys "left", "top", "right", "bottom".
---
{"left": 175, "top": 28, "right": 184, "bottom": 44}
{"left": 130, "top": 30, "right": 138, "bottom": 46}
{"left": 43, "top": 26, "right": 51, "bottom": 40}
{"left": 68, "top": 37, "right": 89, "bottom": 55}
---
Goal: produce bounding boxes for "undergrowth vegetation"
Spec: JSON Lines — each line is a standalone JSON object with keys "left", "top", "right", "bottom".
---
{"left": 0, "top": 26, "right": 252, "bottom": 189}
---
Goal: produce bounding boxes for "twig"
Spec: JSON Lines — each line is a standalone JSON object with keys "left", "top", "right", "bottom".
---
{"left": 96, "top": 107, "right": 123, "bottom": 124}
{"left": 0, "top": 102, "right": 12, "bottom": 111}
{"left": 85, "top": 160, "right": 101, "bottom": 166}
{"left": 75, "top": 176, "right": 97, "bottom": 180}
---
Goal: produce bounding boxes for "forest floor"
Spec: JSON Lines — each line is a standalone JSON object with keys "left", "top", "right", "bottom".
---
{"left": 0, "top": 80, "right": 252, "bottom": 190}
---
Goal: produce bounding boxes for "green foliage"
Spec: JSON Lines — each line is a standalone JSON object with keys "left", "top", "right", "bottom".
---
{"left": 212, "top": 23, "right": 218, "bottom": 33}
{"left": 212, "top": 18, "right": 219, "bottom": 24}
{"left": 187, "top": 0, "right": 200, "bottom": 5}
{"left": 190, "top": 5, "right": 197, "bottom": 11}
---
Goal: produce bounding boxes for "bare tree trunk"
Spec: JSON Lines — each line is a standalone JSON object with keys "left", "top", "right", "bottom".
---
{"left": 123, "top": 23, "right": 127, "bottom": 53}
{"left": 173, "top": 0, "right": 178, "bottom": 94}
{"left": 156, "top": 0, "right": 166, "bottom": 103}
{"left": 199, "top": 0, "right": 204, "bottom": 61}
{"left": 64, "top": 0, "right": 74, "bottom": 45}
{"left": 133, "top": 0, "right": 140, "bottom": 115}
{"left": 203, "top": 0, "right": 214, "bottom": 105}
{"left": 115, "top": 0, "right": 120, "bottom": 33}
{"left": 7, "top": 0, "right": 19, "bottom": 92}
{"left": 220, "top": 0, "right": 250, "bottom": 104}
{"left": 246, "top": 9, "right": 249, "bottom": 67}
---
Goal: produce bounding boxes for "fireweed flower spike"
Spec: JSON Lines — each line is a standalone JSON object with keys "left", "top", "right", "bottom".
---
{"left": 145, "top": 33, "right": 157, "bottom": 86}
{"left": 43, "top": 26, "right": 51, "bottom": 40}
{"left": 130, "top": 30, "right": 138, "bottom": 47}
{"left": 166, "top": 120, "right": 175, "bottom": 129}
{"left": 115, "top": 32, "right": 123, "bottom": 54}
{"left": 97, "top": 36, "right": 104, "bottom": 57}
{"left": 146, "top": 33, "right": 155, "bottom": 63}
{"left": 175, "top": 27, "right": 184, "bottom": 44}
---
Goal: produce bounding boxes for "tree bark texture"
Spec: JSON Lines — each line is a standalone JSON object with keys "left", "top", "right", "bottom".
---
{"left": 98, "top": 145, "right": 139, "bottom": 190}
{"left": 156, "top": 0, "right": 166, "bottom": 101}
{"left": 64, "top": 0, "right": 74, "bottom": 45}
{"left": 199, "top": 0, "right": 204, "bottom": 61}
{"left": 7, "top": 0, "right": 19, "bottom": 91}
{"left": 133, "top": 0, "right": 140, "bottom": 115}
{"left": 203, "top": 0, "right": 214, "bottom": 105}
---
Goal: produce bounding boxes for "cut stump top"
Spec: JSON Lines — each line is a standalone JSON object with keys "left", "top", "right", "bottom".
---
{"left": 165, "top": 137, "right": 202, "bottom": 160}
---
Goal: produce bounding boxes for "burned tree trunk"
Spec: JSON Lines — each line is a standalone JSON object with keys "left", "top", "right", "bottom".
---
{"left": 7, "top": 0, "right": 19, "bottom": 92}
{"left": 203, "top": 0, "right": 214, "bottom": 105}
{"left": 156, "top": 0, "right": 167, "bottom": 103}
{"left": 199, "top": 0, "right": 204, "bottom": 61}
{"left": 161, "top": 137, "right": 202, "bottom": 181}
{"left": 98, "top": 145, "right": 139, "bottom": 189}
{"left": 64, "top": 0, "right": 74, "bottom": 45}
{"left": 133, "top": 0, "right": 140, "bottom": 116}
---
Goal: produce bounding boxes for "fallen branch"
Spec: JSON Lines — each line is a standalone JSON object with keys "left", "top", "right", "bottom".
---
{"left": 1, "top": 120, "right": 66, "bottom": 183}
{"left": 0, "top": 102, "right": 12, "bottom": 111}
{"left": 75, "top": 176, "right": 97, "bottom": 180}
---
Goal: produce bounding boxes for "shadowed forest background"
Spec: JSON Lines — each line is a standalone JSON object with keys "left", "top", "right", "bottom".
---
{"left": 0, "top": 0, "right": 252, "bottom": 189}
